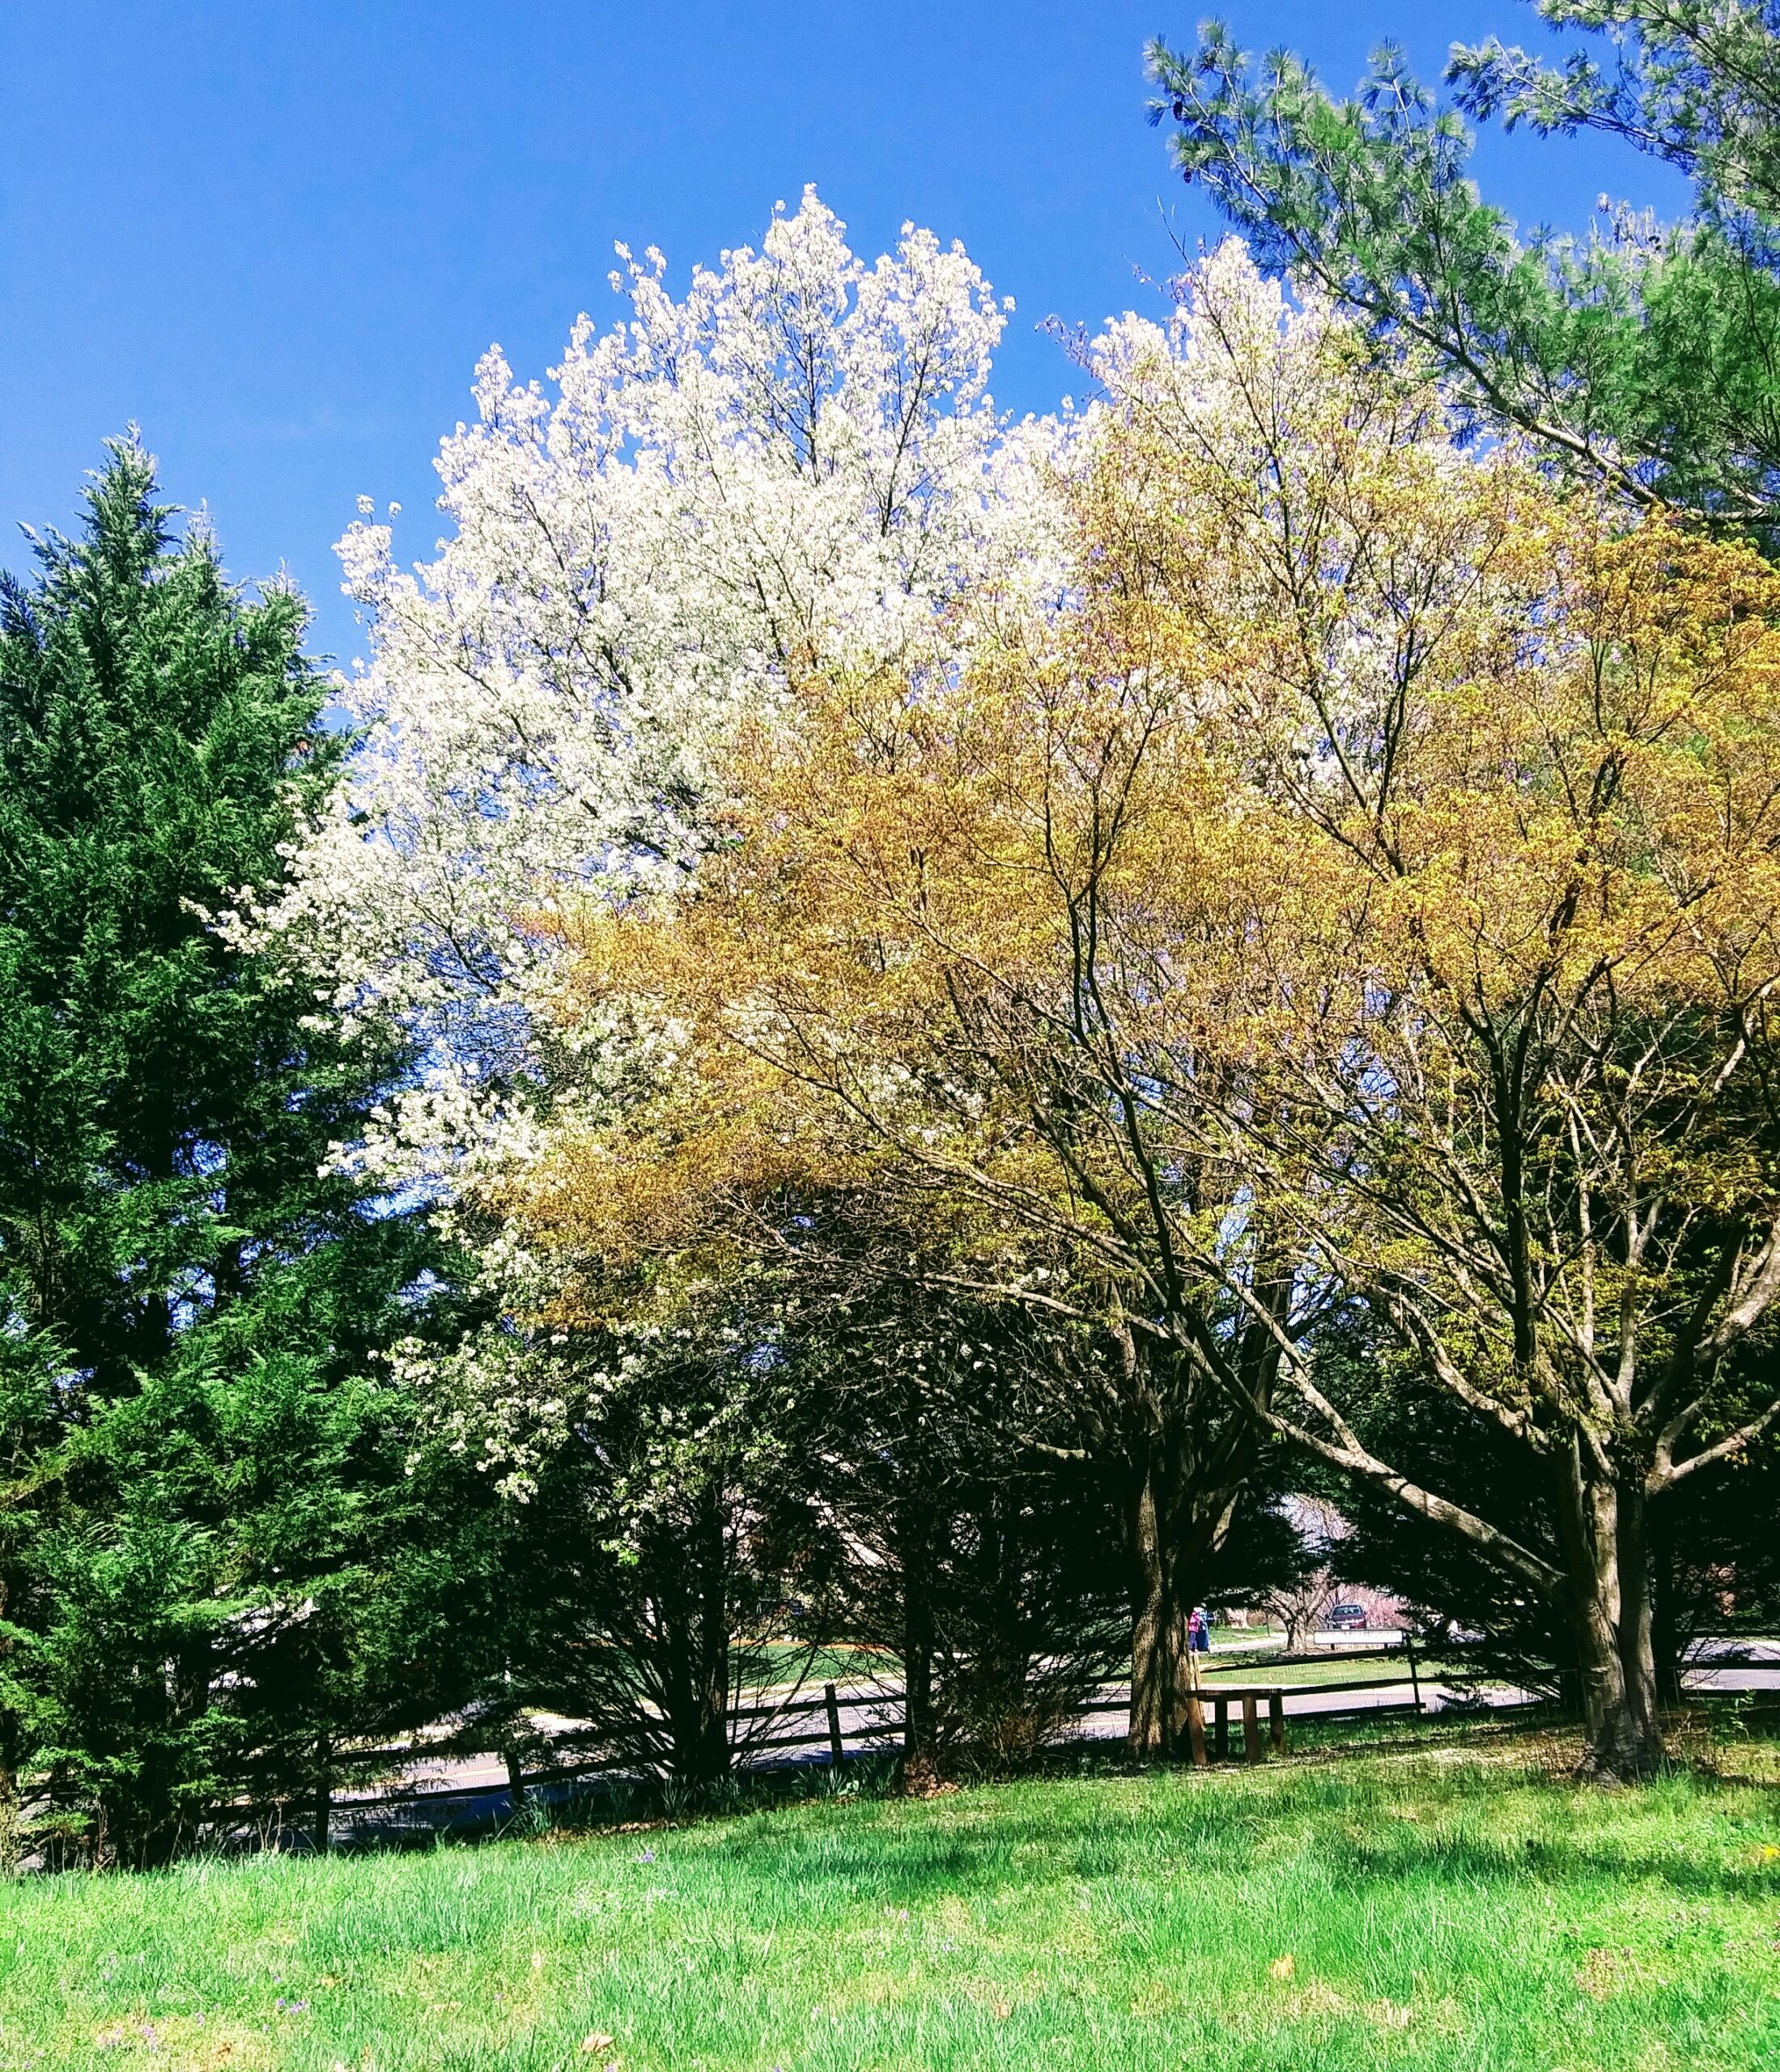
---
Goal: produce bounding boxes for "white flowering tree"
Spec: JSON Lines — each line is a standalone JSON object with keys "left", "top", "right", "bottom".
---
{"left": 227, "top": 195, "right": 1060, "bottom": 1777}
{"left": 245, "top": 189, "right": 1039, "bottom": 1192}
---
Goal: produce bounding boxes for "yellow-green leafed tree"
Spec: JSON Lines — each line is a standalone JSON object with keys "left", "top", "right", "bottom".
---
{"left": 529, "top": 245, "right": 1780, "bottom": 1780}
{"left": 1083, "top": 250, "right": 1780, "bottom": 1781}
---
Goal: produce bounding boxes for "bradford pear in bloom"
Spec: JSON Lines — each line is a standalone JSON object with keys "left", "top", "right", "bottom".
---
{"left": 242, "top": 189, "right": 1053, "bottom": 1205}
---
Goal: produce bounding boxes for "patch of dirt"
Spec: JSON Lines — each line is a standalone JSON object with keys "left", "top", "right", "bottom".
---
{"left": 1575, "top": 1945, "right": 1670, "bottom": 2000}
{"left": 91, "top": 2015, "right": 272, "bottom": 2070}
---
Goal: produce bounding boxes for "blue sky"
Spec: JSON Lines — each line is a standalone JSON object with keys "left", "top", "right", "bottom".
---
{"left": 2, "top": 2, "right": 1689, "bottom": 667}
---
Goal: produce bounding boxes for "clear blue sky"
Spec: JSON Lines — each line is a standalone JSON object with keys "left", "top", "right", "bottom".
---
{"left": 2, "top": 2, "right": 1689, "bottom": 667}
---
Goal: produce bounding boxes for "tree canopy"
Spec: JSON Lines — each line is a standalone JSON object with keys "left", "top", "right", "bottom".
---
{"left": 11, "top": 106, "right": 1780, "bottom": 1845}
{"left": 0, "top": 439, "right": 469, "bottom": 1862}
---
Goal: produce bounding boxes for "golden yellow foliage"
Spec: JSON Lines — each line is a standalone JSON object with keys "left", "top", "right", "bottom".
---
{"left": 501, "top": 253, "right": 1780, "bottom": 1777}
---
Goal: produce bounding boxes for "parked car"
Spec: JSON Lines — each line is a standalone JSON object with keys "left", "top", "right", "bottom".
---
{"left": 1326, "top": 1603, "right": 1369, "bottom": 1631}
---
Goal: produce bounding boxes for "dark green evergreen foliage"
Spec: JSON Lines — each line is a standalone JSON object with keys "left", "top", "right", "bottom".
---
{"left": 2, "top": 440, "right": 340, "bottom": 1381}
{"left": 788, "top": 1281, "right": 1129, "bottom": 1768}
{"left": 14, "top": 1251, "right": 481, "bottom": 1866}
{"left": 443, "top": 1331, "right": 843, "bottom": 1794}
{"left": 917, "top": 1458, "right": 1129, "bottom": 1768}
{"left": 1149, "top": 3, "right": 1780, "bottom": 541}
{"left": 1199, "top": 1471, "right": 1338, "bottom": 1625}
{"left": 0, "top": 439, "right": 466, "bottom": 1864}
{"left": 465, "top": 1256, "right": 1134, "bottom": 1788}
{"left": 1311, "top": 1316, "right": 1780, "bottom": 1700}
{"left": 835, "top": 1424, "right": 1129, "bottom": 1771}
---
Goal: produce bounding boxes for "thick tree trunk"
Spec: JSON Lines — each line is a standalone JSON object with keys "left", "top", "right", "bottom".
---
{"left": 653, "top": 1500, "right": 736, "bottom": 1790}
{"left": 1569, "top": 1598, "right": 1662, "bottom": 1781}
{"left": 1613, "top": 1474, "right": 1662, "bottom": 1749}
{"left": 1553, "top": 1450, "right": 1663, "bottom": 1781}
{"left": 1128, "top": 1458, "right": 1167, "bottom": 1757}
{"left": 1125, "top": 1452, "right": 1201, "bottom": 1758}
{"left": 661, "top": 1617, "right": 731, "bottom": 1787}
{"left": 690, "top": 1501, "right": 734, "bottom": 1786}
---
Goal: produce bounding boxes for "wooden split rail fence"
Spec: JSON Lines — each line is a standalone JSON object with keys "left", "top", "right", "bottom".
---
{"left": 334, "top": 1645, "right": 1452, "bottom": 1818}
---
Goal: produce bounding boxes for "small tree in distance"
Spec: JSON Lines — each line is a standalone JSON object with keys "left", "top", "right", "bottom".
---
{"left": 1261, "top": 1500, "right": 1340, "bottom": 1651}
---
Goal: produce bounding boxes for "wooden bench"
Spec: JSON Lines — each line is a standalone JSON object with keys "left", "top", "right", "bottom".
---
{"left": 1184, "top": 1684, "right": 1285, "bottom": 1765}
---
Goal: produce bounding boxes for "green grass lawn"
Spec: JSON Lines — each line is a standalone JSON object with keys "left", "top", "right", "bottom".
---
{"left": 3, "top": 1735, "right": 1777, "bottom": 2071}
{"left": 745, "top": 1645, "right": 898, "bottom": 1694}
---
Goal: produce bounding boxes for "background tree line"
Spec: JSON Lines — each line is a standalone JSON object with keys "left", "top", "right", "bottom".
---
{"left": 3, "top": 4, "right": 1779, "bottom": 1862}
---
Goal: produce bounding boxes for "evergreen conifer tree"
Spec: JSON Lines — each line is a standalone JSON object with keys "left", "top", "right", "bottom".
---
{"left": 1150, "top": 2, "right": 1780, "bottom": 543}
{"left": 0, "top": 437, "right": 466, "bottom": 1864}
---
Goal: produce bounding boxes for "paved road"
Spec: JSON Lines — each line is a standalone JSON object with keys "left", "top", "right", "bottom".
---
{"left": 1678, "top": 1637, "right": 1780, "bottom": 1692}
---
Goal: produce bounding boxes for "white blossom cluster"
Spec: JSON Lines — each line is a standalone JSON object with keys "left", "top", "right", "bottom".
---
{"left": 241, "top": 189, "right": 1061, "bottom": 1201}
{"left": 1085, "top": 239, "right": 1518, "bottom": 780}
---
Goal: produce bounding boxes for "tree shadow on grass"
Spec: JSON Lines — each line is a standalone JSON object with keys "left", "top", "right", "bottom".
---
{"left": 1315, "top": 1819, "right": 1780, "bottom": 1904}
{"left": 682, "top": 1759, "right": 1780, "bottom": 1916}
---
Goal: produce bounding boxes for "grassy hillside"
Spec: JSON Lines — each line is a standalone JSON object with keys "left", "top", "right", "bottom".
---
{"left": 2, "top": 1737, "right": 1777, "bottom": 2070}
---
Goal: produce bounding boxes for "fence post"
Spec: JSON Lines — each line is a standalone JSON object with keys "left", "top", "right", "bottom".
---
{"left": 1268, "top": 1690, "right": 1285, "bottom": 1755}
{"left": 1407, "top": 1636, "right": 1423, "bottom": 1713}
{"left": 312, "top": 1729, "right": 331, "bottom": 1856}
{"left": 824, "top": 1682, "right": 846, "bottom": 1768}
{"left": 1185, "top": 1689, "right": 1208, "bottom": 1767}
{"left": 1242, "top": 1693, "right": 1261, "bottom": 1764}
{"left": 1213, "top": 1696, "right": 1230, "bottom": 1762}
